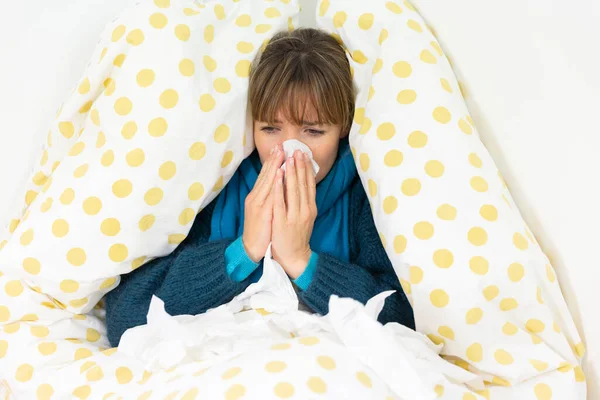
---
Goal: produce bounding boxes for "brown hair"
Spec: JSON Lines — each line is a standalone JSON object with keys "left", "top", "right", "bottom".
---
{"left": 248, "top": 28, "right": 355, "bottom": 135}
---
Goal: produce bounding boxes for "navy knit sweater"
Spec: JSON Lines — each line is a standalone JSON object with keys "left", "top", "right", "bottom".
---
{"left": 105, "top": 177, "right": 415, "bottom": 347}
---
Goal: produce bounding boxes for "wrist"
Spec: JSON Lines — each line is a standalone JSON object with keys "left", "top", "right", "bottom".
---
{"left": 241, "top": 235, "right": 263, "bottom": 263}
{"left": 281, "top": 248, "right": 312, "bottom": 279}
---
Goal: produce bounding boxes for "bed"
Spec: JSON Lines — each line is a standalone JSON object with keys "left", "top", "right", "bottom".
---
{"left": 0, "top": 0, "right": 596, "bottom": 398}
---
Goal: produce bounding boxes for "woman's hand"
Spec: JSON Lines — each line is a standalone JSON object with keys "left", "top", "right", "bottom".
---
{"left": 272, "top": 150, "right": 318, "bottom": 279}
{"left": 242, "top": 145, "right": 285, "bottom": 262}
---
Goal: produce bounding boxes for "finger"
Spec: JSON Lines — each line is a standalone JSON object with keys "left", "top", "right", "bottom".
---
{"left": 285, "top": 154, "right": 299, "bottom": 217}
{"left": 273, "top": 168, "right": 286, "bottom": 224}
{"left": 305, "top": 152, "right": 317, "bottom": 208}
{"left": 295, "top": 151, "right": 309, "bottom": 214}
{"left": 255, "top": 146, "right": 284, "bottom": 202}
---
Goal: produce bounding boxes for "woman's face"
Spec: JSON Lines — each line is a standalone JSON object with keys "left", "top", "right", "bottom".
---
{"left": 254, "top": 108, "right": 346, "bottom": 183}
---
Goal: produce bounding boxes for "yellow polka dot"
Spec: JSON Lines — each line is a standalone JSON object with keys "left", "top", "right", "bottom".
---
{"left": 333, "top": 11, "right": 347, "bottom": 28}
{"left": 66, "top": 248, "right": 86, "bottom": 267}
{"left": 232, "top": 14, "right": 252, "bottom": 27}
{"left": 189, "top": 142, "right": 207, "bottom": 160}
{"left": 176, "top": 59, "right": 195, "bottom": 79}
{"left": 545, "top": 264, "right": 556, "bottom": 283}
{"left": 392, "top": 61, "right": 412, "bottom": 78}
{"left": 466, "top": 343, "right": 483, "bottom": 362}
{"left": 94, "top": 132, "right": 106, "bottom": 148}
{"left": 430, "top": 289, "right": 449, "bottom": 308}
{"left": 36, "top": 383, "right": 54, "bottom": 399}
{"left": 235, "top": 60, "right": 251, "bottom": 77}
{"left": 16, "top": 363, "right": 34, "bottom": 382}
{"left": 468, "top": 227, "right": 488, "bottom": 246}
{"left": 175, "top": 24, "right": 191, "bottom": 41}
{"left": 114, "top": 97, "right": 133, "bottom": 116}
{"left": 500, "top": 298, "right": 518, "bottom": 311}
{"left": 463, "top": 393, "right": 477, "bottom": 400}
{"left": 112, "top": 179, "right": 132, "bottom": 198}
{"left": 513, "top": 233, "right": 529, "bottom": 250}
{"left": 136, "top": 69, "right": 155, "bottom": 88}
{"left": 413, "top": 221, "right": 433, "bottom": 240}
{"left": 156, "top": 161, "right": 177, "bottom": 181}
{"left": 433, "top": 106, "right": 451, "bottom": 123}
{"left": 213, "top": 78, "right": 232, "bottom": 95}
{"left": 144, "top": 188, "right": 164, "bottom": 206}
{"left": 101, "top": 218, "right": 121, "bottom": 236}
{"left": 397, "top": 89, "right": 417, "bottom": 104}
{"left": 222, "top": 367, "right": 242, "bottom": 380}
{"left": 104, "top": 78, "right": 116, "bottom": 95}
{"left": 177, "top": 208, "right": 195, "bottom": 226}
{"left": 180, "top": 388, "right": 198, "bottom": 400}
{"left": 525, "top": 319, "right": 545, "bottom": 334}
{"left": 126, "top": 29, "right": 144, "bottom": 46}
{"left": 574, "top": 366, "right": 585, "bottom": 382}
{"left": 386, "top": 2, "right": 403, "bottom": 14}
{"left": 72, "top": 385, "right": 91, "bottom": 399}
{"left": 253, "top": 24, "right": 272, "bottom": 35}
{"left": 358, "top": 13, "right": 375, "bottom": 30}
{"left": 420, "top": 49, "right": 437, "bottom": 64}
{"left": 317, "top": 356, "right": 335, "bottom": 370}
{"left": 304, "top": 376, "right": 327, "bottom": 394}
{"left": 81, "top": 197, "right": 101, "bottom": 215}
{"left": 438, "top": 326, "right": 454, "bottom": 340}
{"left": 149, "top": 12, "right": 168, "bottom": 29}
{"left": 427, "top": 334, "right": 444, "bottom": 345}
{"left": 483, "top": 285, "right": 499, "bottom": 301}
{"left": 113, "top": 53, "right": 126, "bottom": 68}
{"left": 297, "top": 336, "right": 319, "bottom": 346}
{"left": 100, "top": 277, "right": 117, "bottom": 289}
{"left": 501, "top": 322, "right": 518, "bottom": 336}
{"left": 0, "top": 339, "right": 8, "bottom": 358}
{"left": 51, "top": 219, "right": 69, "bottom": 238}
{"left": 199, "top": 94, "right": 216, "bottom": 112}
{"left": 493, "top": 349, "right": 514, "bottom": 365}
{"left": 351, "top": 50, "right": 368, "bottom": 65}
{"left": 470, "top": 176, "right": 488, "bottom": 192}
{"left": 204, "top": 24, "right": 214, "bottom": 43}
{"left": 440, "top": 78, "right": 453, "bottom": 93}
{"left": 274, "top": 382, "right": 295, "bottom": 398}
{"left": 381, "top": 150, "right": 403, "bottom": 168}
{"left": 433, "top": 249, "right": 453, "bottom": 268}
{"left": 425, "top": 160, "right": 445, "bottom": 178}
{"left": 265, "top": 361, "right": 287, "bottom": 373}
{"left": 529, "top": 359, "right": 548, "bottom": 372}
{"left": 355, "top": 371, "right": 372, "bottom": 388}
{"left": 108, "top": 244, "right": 128, "bottom": 263}
{"left": 20, "top": 229, "right": 34, "bottom": 246}
{"left": 225, "top": 384, "right": 246, "bottom": 400}
{"left": 131, "top": 256, "right": 146, "bottom": 270}
{"left": 431, "top": 41, "right": 443, "bottom": 56}
{"left": 59, "top": 121, "right": 75, "bottom": 138}
{"left": 434, "top": 385, "right": 444, "bottom": 397}
{"left": 112, "top": 25, "right": 126, "bottom": 42}
{"left": 59, "top": 279, "right": 79, "bottom": 294}
{"left": 99, "top": 150, "right": 114, "bottom": 167}
{"left": 159, "top": 89, "right": 179, "bottom": 109}
{"left": 400, "top": 178, "right": 421, "bottom": 196}
{"left": 125, "top": 148, "right": 145, "bottom": 167}
{"left": 188, "top": 182, "right": 205, "bottom": 201}
{"left": 459, "top": 119, "right": 473, "bottom": 134}
{"left": 86, "top": 364, "right": 104, "bottom": 381}
{"left": 356, "top": 153, "right": 370, "bottom": 172}
{"left": 366, "top": 179, "right": 378, "bottom": 197}
{"left": 21, "top": 257, "right": 41, "bottom": 276}
{"left": 371, "top": 58, "right": 384, "bottom": 75}
{"left": 476, "top": 206, "right": 498, "bottom": 224}
{"left": 533, "top": 383, "right": 552, "bottom": 400}
{"left": 147, "top": 117, "right": 168, "bottom": 137}
{"left": 406, "top": 131, "right": 428, "bottom": 149}
{"left": 466, "top": 308, "right": 483, "bottom": 324}
{"left": 168, "top": 234, "right": 186, "bottom": 244}
{"left": 506, "top": 262, "right": 525, "bottom": 282}
{"left": 0, "top": 306, "right": 10, "bottom": 323}
{"left": 78, "top": 78, "right": 91, "bottom": 95}
{"left": 379, "top": 28, "right": 388, "bottom": 44}
{"left": 73, "top": 163, "right": 89, "bottom": 178}
{"left": 383, "top": 196, "right": 398, "bottom": 214}
{"left": 236, "top": 41, "right": 254, "bottom": 54}
{"left": 407, "top": 19, "right": 422, "bottom": 32}
{"left": 469, "top": 256, "right": 488, "bottom": 275}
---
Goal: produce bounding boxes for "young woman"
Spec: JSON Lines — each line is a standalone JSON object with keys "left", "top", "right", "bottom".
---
{"left": 106, "top": 28, "right": 414, "bottom": 347}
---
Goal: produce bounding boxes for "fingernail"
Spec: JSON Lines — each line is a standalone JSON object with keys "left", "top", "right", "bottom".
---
{"left": 304, "top": 153, "right": 309, "bottom": 161}
{"left": 289, "top": 157, "right": 294, "bottom": 166}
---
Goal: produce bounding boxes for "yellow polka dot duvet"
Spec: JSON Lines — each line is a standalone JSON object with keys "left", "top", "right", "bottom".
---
{"left": 0, "top": 0, "right": 586, "bottom": 399}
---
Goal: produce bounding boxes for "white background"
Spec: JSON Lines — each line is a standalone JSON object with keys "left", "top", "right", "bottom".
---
{"left": 1, "top": 0, "right": 598, "bottom": 397}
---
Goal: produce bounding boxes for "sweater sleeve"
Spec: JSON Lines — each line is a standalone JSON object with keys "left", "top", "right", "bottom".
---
{"left": 297, "top": 182, "right": 415, "bottom": 329}
{"left": 105, "top": 203, "right": 251, "bottom": 347}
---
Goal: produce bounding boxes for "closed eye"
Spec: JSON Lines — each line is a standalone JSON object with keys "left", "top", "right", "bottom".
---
{"left": 261, "top": 126, "right": 278, "bottom": 133}
{"left": 307, "top": 129, "right": 325, "bottom": 136}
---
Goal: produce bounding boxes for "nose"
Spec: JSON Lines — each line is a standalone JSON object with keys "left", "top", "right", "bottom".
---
{"left": 280, "top": 125, "right": 302, "bottom": 143}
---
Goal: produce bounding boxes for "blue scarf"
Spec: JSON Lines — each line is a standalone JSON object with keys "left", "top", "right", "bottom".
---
{"left": 210, "top": 140, "right": 356, "bottom": 262}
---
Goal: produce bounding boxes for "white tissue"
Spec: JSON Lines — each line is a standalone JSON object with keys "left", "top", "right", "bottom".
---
{"left": 280, "top": 139, "right": 320, "bottom": 176}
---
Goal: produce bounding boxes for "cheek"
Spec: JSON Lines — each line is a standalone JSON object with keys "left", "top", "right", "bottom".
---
{"left": 311, "top": 140, "right": 339, "bottom": 181}
{"left": 254, "top": 131, "right": 278, "bottom": 163}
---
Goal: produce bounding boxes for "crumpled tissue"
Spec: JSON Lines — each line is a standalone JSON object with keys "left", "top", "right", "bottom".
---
{"left": 280, "top": 139, "right": 320, "bottom": 176}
